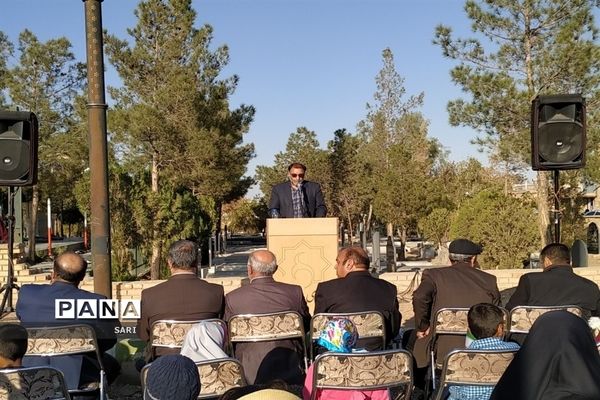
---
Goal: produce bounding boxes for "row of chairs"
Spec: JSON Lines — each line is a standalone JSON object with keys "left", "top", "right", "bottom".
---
{"left": 429, "top": 305, "right": 585, "bottom": 397}
{"left": 150, "top": 310, "right": 388, "bottom": 364}
{"left": 0, "top": 305, "right": 585, "bottom": 399}
{"left": 0, "top": 324, "right": 105, "bottom": 400}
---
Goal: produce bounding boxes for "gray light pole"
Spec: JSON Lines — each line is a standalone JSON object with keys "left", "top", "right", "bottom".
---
{"left": 83, "top": 0, "right": 111, "bottom": 298}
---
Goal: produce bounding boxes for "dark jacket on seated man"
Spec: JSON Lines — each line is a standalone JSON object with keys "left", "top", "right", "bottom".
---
{"left": 16, "top": 252, "right": 120, "bottom": 390}
{"left": 314, "top": 246, "right": 401, "bottom": 351}
{"left": 506, "top": 242, "right": 600, "bottom": 318}
{"left": 137, "top": 240, "right": 224, "bottom": 359}
{"left": 224, "top": 249, "right": 311, "bottom": 385}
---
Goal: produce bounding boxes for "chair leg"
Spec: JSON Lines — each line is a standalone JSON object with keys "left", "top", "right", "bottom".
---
{"left": 100, "top": 370, "right": 106, "bottom": 400}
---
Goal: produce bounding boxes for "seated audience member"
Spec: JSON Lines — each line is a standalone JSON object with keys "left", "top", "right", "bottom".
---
{"left": 410, "top": 239, "right": 500, "bottom": 376}
{"left": 16, "top": 251, "right": 120, "bottom": 390}
{"left": 224, "top": 250, "right": 310, "bottom": 385}
{"left": 303, "top": 318, "right": 389, "bottom": 400}
{"left": 0, "top": 324, "right": 28, "bottom": 369}
{"left": 490, "top": 311, "right": 600, "bottom": 400}
{"left": 145, "top": 354, "right": 200, "bottom": 400}
{"left": 137, "top": 240, "right": 224, "bottom": 360}
{"left": 314, "top": 246, "right": 401, "bottom": 351}
{"left": 180, "top": 320, "right": 228, "bottom": 362}
{"left": 506, "top": 243, "right": 600, "bottom": 318}
{"left": 448, "top": 303, "right": 519, "bottom": 400}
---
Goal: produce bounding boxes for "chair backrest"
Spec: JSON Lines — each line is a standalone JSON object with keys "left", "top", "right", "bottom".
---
{"left": 0, "top": 366, "right": 71, "bottom": 400}
{"left": 228, "top": 311, "right": 307, "bottom": 369}
{"left": 433, "top": 349, "right": 517, "bottom": 400}
{"left": 508, "top": 305, "right": 584, "bottom": 334}
{"left": 25, "top": 324, "right": 105, "bottom": 398}
{"left": 26, "top": 324, "right": 101, "bottom": 358}
{"left": 430, "top": 307, "right": 509, "bottom": 368}
{"left": 310, "top": 311, "right": 386, "bottom": 359}
{"left": 141, "top": 357, "right": 246, "bottom": 399}
{"left": 150, "top": 319, "right": 227, "bottom": 352}
{"left": 311, "top": 349, "right": 413, "bottom": 400}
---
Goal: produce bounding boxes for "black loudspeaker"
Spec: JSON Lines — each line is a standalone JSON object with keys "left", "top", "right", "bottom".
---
{"left": 0, "top": 111, "right": 38, "bottom": 186}
{"left": 531, "top": 94, "right": 586, "bottom": 171}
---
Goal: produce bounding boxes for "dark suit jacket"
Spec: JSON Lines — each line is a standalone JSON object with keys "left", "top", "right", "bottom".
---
{"left": 506, "top": 264, "right": 600, "bottom": 318}
{"left": 314, "top": 270, "right": 401, "bottom": 350}
{"left": 411, "top": 263, "right": 501, "bottom": 367}
{"left": 224, "top": 276, "right": 311, "bottom": 384}
{"left": 268, "top": 180, "right": 327, "bottom": 218}
{"left": 137, "top": 274, "right": 224, "bottom": 357}
{"left": 16, "top": 281, "right": 118, "bottom": 390}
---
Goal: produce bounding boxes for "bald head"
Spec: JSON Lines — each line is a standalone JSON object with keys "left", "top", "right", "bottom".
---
{"left": 247, "top": 250, "right": 277, "bottom": 278}
{"left": 53, "top": 251, "right": 87, "bottom": 285}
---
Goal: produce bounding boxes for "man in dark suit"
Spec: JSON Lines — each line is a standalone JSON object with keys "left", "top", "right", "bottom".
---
{"left": 224, "top": 249, "right": 310, "bottom": 385}
{"left": 16, "top": 251, "right": 120, "bottom": 390}
{"left": 410, "top": 239, "right": 500, "bottom": 372}
{"left": 314, "top": 246, "right": 401, "bottom": 350}
{"left": 268, "top": 162, "right": 327, "bottom": 218}
{"left": 506, "top": 243, "right": 600, "bottom": 317}
{"left": 137, "top": 240, "right": 224, "bottom": 359}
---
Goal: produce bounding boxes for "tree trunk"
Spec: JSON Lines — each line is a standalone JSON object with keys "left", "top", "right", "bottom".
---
{"left": 536, "top": 171, "right": 552, "bottom": 246}
{"left": 27, "top": 187, "right": 39, "bottom": 263}
{"left": 397, "top": 226, "right": 407, "bottom": 261}
{"left": 150, "top": 153, "right": 161, "bottom": 280}
{"left": 215, "top": 202, "right": 222, "bottom": 254}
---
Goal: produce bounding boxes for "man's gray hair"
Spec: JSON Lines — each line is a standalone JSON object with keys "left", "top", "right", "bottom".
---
{"left": 449, "top": 253, "right": 475, "bottom": 263}
{"left": 168, "top": 240, "right": 198, "bottom": 270}
{"left": 248, "top": 253, "right": 277, "bottom": 275}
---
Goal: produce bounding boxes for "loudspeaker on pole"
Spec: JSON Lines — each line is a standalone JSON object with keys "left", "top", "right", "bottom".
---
{"left": 0, "top": 111, "right": 38, "bottom": 186}
{"left": 531, "top": 94, "right": 586, "bottom": 171}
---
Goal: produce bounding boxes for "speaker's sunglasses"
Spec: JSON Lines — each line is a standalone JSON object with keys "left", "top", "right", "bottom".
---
{"left": 290, "top": 173, "right": 304, "bottom": 178}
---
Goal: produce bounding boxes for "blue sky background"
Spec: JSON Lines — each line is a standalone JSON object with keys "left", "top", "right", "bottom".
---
{"left": 3, "top": 0, "right": 486, "bottom": 188}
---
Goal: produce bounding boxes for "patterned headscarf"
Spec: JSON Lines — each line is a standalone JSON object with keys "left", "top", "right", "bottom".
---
{"left": 317, "top": 318, "right": 358, "bottom": 353}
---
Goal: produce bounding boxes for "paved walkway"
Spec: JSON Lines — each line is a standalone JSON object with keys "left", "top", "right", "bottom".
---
{"left": 208, "top": 244, "right": 266, "bottom": 278}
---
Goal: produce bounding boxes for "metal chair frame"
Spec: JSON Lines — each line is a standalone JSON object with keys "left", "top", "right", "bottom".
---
{"left": 428, "top": 307, "right": 509, "bottom": 391}
{"left": 149, "top": 318, "right": 227, "bottom": 360}
{"left": 0, "top": 366, "right": 72, "bottom": 400}
{"left": 310, "top": 349, "right": 413, "bottom": 400}
{"left": 25, "top": 324, "right": 106, "bottom": 400}
{"left": 507, "top": 305, "right": 584, "bottom": 335}
{"left": 227, "top": 311, "right": 308, "bottom": 369}
{"left": 141, "top": 357, "right": 246, "bottom": 399}
{"left": 309, "top": 311, "right": 386, "bottom": 360}
{"left": 433, "top": 349, "right": 518, "bottom": 400}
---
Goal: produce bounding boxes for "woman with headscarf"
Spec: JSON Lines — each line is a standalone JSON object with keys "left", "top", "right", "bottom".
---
{"left": 302, "top": 318, "right": 389, "bottom": 400}
{"left": 490, "top": 310, "right": 600, "bottom": 400}
{"left": 180, "top": 320, "right": 228, "bottom": 362}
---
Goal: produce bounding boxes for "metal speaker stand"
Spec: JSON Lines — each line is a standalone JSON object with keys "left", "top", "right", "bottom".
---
{"left": 0, "top": 187, "right": 21, "bottom": 317}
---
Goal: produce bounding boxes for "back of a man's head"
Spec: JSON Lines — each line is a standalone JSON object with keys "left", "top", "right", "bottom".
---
{"left": 540, "top": 243, "right": 571, "bottom": 267}
{"left": 0, "top": 324, "right": 28, "bottom": 368}
{"left": 468, "top": 303, "right": 504, "bottom": 340}
{"left": 248, "top": 250, "right": 277, "bottom": 276}
{"left": 168, "top": 240, "right": 198, "bottom": 270}
{"left": 53, "top": 251, "right": 87, "bottom": 284}
{"left": 341, "top": 247, "right": 369, "bottom": 269}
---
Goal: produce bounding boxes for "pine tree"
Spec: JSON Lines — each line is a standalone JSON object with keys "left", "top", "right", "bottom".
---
{"left": 434, "top": 0, "right": 600, "bottom": 245}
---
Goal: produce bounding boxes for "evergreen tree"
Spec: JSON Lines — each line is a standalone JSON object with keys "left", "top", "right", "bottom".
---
{"left": 106, "top": 0, "right": 254, "bottom": 278}
{"left": 434, "top": 0, "right": 600, "bottom": 245}
{"left": 4, "top": 30, "right": 85, "bottom": 261}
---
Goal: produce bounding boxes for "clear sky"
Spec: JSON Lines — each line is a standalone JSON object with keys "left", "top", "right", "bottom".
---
{"left": 2, "top": 0, "right": 484, "bottom": 186}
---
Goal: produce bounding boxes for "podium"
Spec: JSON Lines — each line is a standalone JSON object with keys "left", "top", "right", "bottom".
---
{"left": 267, "top": 218, "right": 338, "bottom": 311}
